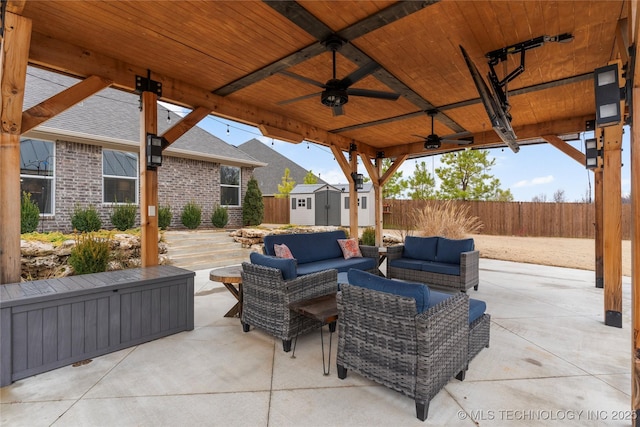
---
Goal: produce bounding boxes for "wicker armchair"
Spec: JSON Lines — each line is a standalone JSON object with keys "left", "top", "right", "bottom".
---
{"left": 241, "top": 262, "right": 338, "bottom": 352}
{"left": 337, "top": 284, "right": 469, "bottom": 421}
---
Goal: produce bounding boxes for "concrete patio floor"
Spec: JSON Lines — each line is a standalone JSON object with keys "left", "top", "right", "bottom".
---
{"left": 0, "top": 259, "right": 633, "bottom": 426}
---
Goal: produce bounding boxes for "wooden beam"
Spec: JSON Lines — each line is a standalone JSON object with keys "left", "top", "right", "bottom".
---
{"left": 602, "top": 124, "right": 623, "bottom": 328}
{"left": 6, "top": 1, "right": 26, "bottom": 14}
{"left": 631, "top": 85, "right": 640, "bottom": 423}
{"left": 0, "top": 12, "right": 31, "bottom": 285}
{"left": 330, "top": 144, "right": 352, "bottom": 178}
{"left": 361, "top": 153, "right": 384, "bottom": 247}
{"left": 349, "top": 148, "right": 358, "bottom": 239}
{"left": 257, "top": 124, "right": 304, "bottom": 144}
{"left": 380, "top": 154, "right": 408, "bottom": 186}
{"left": 160, "top": 106, "right": 210, "bottom": 148}
{"left": 595, "top": 168, "right": 604, "bottom": 289}
{"left": 542, "top": 135, "right": 586, "bottom": 166}
{"left": 616, "top": 19, "right": 630, "bottom": 64}
{"left": 21, "top": 75, "right": 112, "bottom": 133}
{"left": 140, "top": 91, "right": 159, "bottom": 267}
{"left": 27, "top": 33, "right": 377, "bottom": 157}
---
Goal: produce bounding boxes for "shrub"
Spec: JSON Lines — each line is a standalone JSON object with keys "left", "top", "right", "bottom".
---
{"left": 158, "top": 205, "right": 172, "bottom": 230}
{"left": 110, "top": 202, "right": 137, "bottom": 231}
{"left": 181, "top": 201, "right": 202, "bottom": 229}
{"left": 360, "top": 227, "right": 376, "bottom": 246}
{"left": 243, "top": 178, "right": 264, "bottom": 226}
{"left": 211, "top": 204, "right": 229, "bottom": 228}
{"left": 412, "top": 201, "right": 483, "bottom": 239}
{"left": 21, "top": 191, "right": 40, "bottom": 234}
{"left": 68, "top": 232, "right": 110, "bottom": 274}
{"left": 71, "top": 204, "right": 102, "bottom": 232}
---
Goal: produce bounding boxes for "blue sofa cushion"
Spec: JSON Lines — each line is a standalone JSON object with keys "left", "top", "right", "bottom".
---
{"left": 389, "top": 257, "right": 424, "bottom": 271}
{"left": 403, "top": 236, "right": 438, "bottom": 261}
{"left": 436, "top": 237, "right": 474, "bottom": 264}
{"left": 469, "top": 298, "right": 486, "bottom": 324}
{"left": 264, "top": 230, "right": 346, "bottom": 264}
{"left": 421, "top": 261, "right": 460, "bottom": 276}
{"left": 296, "top": 256, "right": 377, "bottom": 275}
{"left": 250, "top": 252, "right": 297, "bottom": 280}
{"left": 429, "top": 290, "right": 486, "bottom": 324}
{"left": 347, "top": 269, "right": 430, "bottom": 314}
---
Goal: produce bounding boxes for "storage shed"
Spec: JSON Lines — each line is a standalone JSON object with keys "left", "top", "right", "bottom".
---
{"left": 289, "top": 184, "right": 341, "bottom": 226}
{"left": 335, "top": 183, "right": 376, "bottom": 227}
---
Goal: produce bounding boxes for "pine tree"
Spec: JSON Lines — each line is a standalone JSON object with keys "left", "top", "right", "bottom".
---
{"left": 406, "top": 161, "right": 436, "bottom": 200}
{"left": 381, "top": 158, "right": 408, "bottom": 199}
{"left": 303, "top": 170, "right": 319, "bottom": 184}
{"left": 275, "top": 168, "right": 296, "bottom": 198}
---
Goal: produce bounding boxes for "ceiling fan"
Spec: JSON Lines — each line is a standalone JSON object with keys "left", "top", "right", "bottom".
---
{"left": 277, "top": 36, "right": 400, "bottom": 116}
{"left": 415, "top": 110, "right": 474, "bottom": 149}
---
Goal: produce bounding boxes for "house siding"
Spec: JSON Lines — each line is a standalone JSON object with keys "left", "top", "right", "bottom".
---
{"left": 38, "top": 140, "right": 250, "bottom": 232}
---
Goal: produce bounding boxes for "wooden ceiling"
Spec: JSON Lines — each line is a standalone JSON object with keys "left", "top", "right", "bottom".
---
{"left": 10, "top": 0, "right": 627, "bottom": 158}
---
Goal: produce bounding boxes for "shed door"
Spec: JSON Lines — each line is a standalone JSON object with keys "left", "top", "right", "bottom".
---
{"left": 315, "top": 190, "right": 340, "bottom": 226}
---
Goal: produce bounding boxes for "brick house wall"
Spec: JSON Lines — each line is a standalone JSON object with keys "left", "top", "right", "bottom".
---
{"left": 39, "top": 140, "right": 252, "bottom": 233}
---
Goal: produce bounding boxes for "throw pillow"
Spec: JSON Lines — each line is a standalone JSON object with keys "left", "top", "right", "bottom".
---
{"left": 274, "top": 243, "right": 294, "bottom": 259}
{"left": 338, "top": 238, "right": 362, "bottom": 260}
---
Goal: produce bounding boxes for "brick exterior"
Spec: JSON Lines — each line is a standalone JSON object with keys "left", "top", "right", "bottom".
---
{"left": 37, "top": 140, "right": 252, "bottom": 232}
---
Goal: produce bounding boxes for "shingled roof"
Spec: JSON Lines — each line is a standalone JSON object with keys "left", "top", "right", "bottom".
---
{"left": 23, "top": 67, "right": 264, "bottom": 168}
{"left": 237, "top": 138, "right": 326, "bottom": 195}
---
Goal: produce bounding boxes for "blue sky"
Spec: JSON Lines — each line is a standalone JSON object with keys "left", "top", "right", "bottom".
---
{"left": 163, "top": 103, "right": 631, "bottom": 202}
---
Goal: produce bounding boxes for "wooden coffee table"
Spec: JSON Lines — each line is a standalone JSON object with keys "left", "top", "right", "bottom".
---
{"left": 210, "top": 266, "right": 243, "bottom": 318}
{"left": 289, "top": 293, "right": 338, "bottom": 375}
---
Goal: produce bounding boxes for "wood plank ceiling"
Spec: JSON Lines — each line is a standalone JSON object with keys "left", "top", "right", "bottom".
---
{"left": 12, "top": 0, "right": 626, "bottom": 158}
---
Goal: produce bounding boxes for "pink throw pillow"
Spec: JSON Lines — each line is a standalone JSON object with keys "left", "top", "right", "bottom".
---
{"left": 274, "top": 243, "right": 294, "bottom": 259}
{"left": 338, "top": 238, "right": 362, "bottom": 260}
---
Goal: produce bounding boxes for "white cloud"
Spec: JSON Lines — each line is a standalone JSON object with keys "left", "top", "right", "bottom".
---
{"left": 513, "top": 175, "right": 554, "bottom": 188}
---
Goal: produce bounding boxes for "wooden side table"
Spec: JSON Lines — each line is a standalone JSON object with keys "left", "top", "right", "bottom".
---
{"left": 210, "top": 266, "right": 243, "bottom": 318}
{"left": 289, "top": 293, "right": 338, "bottom": 375}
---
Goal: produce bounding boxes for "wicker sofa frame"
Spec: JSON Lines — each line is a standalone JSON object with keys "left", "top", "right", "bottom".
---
{"left": 336, "top": 284, "right": 470, "bottom": 421}
{"left": 386, "top": 245, "right": 480, "bottom": 292}
{"left": 241, "top": 263, "right": 338, "bottom": 352}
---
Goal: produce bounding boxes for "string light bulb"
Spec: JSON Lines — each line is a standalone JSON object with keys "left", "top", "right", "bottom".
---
{"left": 226, "top": 124, "right": 230, "bottom": 135}
{"left": 271, "top": 138, "right": 274, "bottom": 146}
{"left": 166, "top": 110, "right": 171, "bottom": 124}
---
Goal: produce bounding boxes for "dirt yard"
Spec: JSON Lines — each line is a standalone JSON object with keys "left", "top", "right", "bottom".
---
{"left": 470, "top": 234, "right": 632, "bottom": 277}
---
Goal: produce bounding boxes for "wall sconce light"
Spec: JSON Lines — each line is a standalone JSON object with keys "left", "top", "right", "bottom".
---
{"left": 146, "top": 133, "right": 164, "bottom": 168}
{"left": 351, "top": 172, "right": 364, "bottom": 190}
{"left": 584, "top": 137, "right": 602, "bottom": 170}
{"left": 594, "top": 64, "right": 622, "bottom": 128}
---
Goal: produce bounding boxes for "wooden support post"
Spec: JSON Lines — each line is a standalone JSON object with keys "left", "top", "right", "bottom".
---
{"left": 602, "top": 124, "right": 623, "bottom": 327}
{"left": 0, "top": 12, "right": 31, "bottom": 284}
{"left": 374, "top": 158, "right": 383, "bottom": 247}
{"left": 349, "top": 149, "right": 358, "bottom": 240}
{"left": 595, "top": 168, "right": 604, "bottom": 288}
{"left": 632, "top": 86, "right": 640, "bottom": 424}
{"left": 140, "top": 91, "right": 159, "bottom": 267}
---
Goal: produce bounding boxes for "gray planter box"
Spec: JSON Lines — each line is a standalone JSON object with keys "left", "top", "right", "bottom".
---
{"left": 0, "top": 265, "right": 195, "bottom": 386}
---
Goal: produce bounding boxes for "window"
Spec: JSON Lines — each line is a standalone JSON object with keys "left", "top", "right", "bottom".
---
{"left": 306, "top": 197, "right": 312, "bottom": 210}
{"left": 220, "top": 165, "right": 240, "bottom": 206}
{"left": 361, "top": 196, "right": 367, "bottom": 209}
{"left": 103, "top": 149, "right": 138, "bottom": 203}
{"left": 297, "top": 198, "right": 306, "bottom": 208}
{"left": 344, "top": 197, "right": 349, "bottom": 209}
{"left": 20, "top": 138, "right": 55, "bottom": 215}
{"left": 291, "top": 198, "right": 297, "bottom": 210}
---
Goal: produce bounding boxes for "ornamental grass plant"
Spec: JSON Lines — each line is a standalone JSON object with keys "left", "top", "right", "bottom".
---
{"left": 412, "top": 201, "right": 483, "bottom": 239}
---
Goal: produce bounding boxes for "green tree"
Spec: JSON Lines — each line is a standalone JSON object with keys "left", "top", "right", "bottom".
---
{"left": 243, "top": 177, "right": 264, "bottom": 226}
{"left": 303, "top": 170, "right": 318, "bottom": 184}
{"left": 381, "top": 158, "right": 408, "bottom": 199}
{"left": 406, "top": 161, "right": 436, "bottom": 200}
{"left": 276, "top": 168, "right": 296, "bottom": 198}
{"left": 435, "top": 149, "right": 510, "bottom": 201}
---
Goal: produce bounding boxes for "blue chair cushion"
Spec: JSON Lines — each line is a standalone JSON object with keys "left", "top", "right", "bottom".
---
{"left": 296, "top": 257, "right": 377, "bottom": 275}
{"left": 389, "top": 257, "right": 424, "bottom": 271}
{"left": 436, "top": 237, "right": 474, "bottom": 264}
{"left": 347, "top": 269, "right": 430, "bottom": 314}
{"left": 263, "top": 230, "right": 346, "bottom": 264}
{"left": 250, "top": 252, "right": 297, "bottom": 280}
{"left": 403, "top": 236, "right": 438, "bottom": 261}
{"left": 421, "top": 261, "right": 461, "bottom": 276}
{"left": 469, "top": 298, "right": 487, "bottom": 324}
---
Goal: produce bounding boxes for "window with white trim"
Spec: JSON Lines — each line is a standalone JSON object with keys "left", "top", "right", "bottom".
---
{"left": 103, "top": 149, "right": 138, "bottom": 204}
{"left": 220, "top": 165, "right": 241, "bottom": 206}
{"left": 20, "top": 138, "right": 55, "bottom": 215}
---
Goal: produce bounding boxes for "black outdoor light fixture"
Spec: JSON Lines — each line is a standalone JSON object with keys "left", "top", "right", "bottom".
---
{"left": 351, "top": 172, "right": 364, "bottom": 190}
{"left": 584, "top": 137, "right": 602, "bottom": 170}
{"left": 594, "top": 63, "right": 622, "bottom": 128}
{"left": 146, "top": 133, "right": 164, "bottom": 168}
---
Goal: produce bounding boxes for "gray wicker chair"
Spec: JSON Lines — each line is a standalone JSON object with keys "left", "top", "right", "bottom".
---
{"left": 336, "top": 284, "right": 469, "bottom": 421}
{"left": 241, "top": 262, "right": 338, "bottom": 352}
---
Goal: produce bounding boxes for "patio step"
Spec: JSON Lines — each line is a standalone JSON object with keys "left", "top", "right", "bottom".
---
{"left": 163, "top": 229, "right": 253, "bottom": 271}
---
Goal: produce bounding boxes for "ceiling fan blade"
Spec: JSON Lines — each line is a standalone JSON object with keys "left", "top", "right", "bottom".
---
{"left": 339, "top": 61, "right": 380, "bottom": 87}
{"left": 347, "top": 88, "right": 400, "bottom": 100}
{"left": 332, "top": 105, "right": 345, "bottom": 116}
{"left": 441, "top": 137, "right": 474, "bottom": 145}
{"left": 279, "top": 70, "right": 326, "bottom": 89}
{"left": 277, "top": 91, "right": 322, "bottom": 106}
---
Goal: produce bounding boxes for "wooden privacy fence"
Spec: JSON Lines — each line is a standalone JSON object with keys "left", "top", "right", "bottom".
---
{"left": 262, "top": 197, "right": 631, "bottom": 239}
{"left": 382, "top": 199, "right": 632, "bottom": 239}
